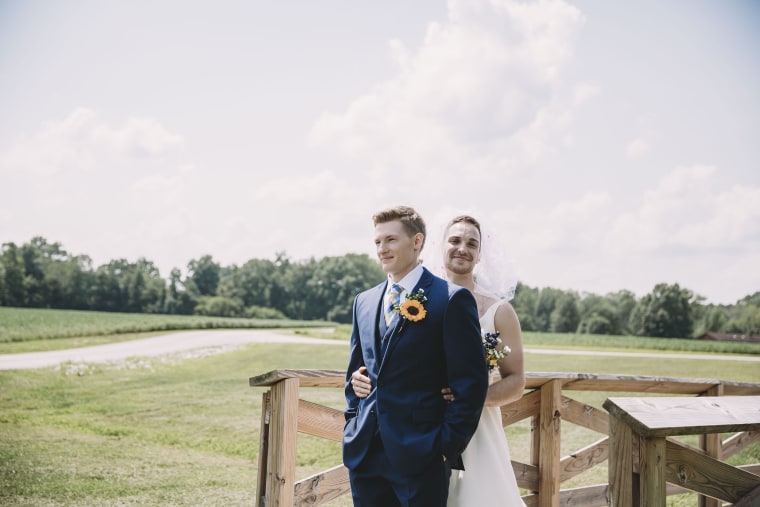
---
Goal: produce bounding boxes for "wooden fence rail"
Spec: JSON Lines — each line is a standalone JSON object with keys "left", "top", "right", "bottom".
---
{"left": 249, "top": 370, "right": 760, "bottom": 507}
{"left": 605, "top": 396, "right": 760, "bottom": 507}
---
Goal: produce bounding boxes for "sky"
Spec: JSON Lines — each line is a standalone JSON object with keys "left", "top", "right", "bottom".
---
{"left": 1, "top": 0, "right": 758, "bottom": 305}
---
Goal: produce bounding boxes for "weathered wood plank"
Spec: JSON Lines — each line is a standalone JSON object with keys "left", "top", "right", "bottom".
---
{"left": 640, "top": 436, "right": 667, "bottom": 507}
{"left": 539, "top": 379, "right": 562, "bottom": 507}
{"left": 518, "top": 484, "right": 611, "bottom": 507}
{"left": 525, "top": 372, "right": 760, "bottom": 395}
{"left": 256, "top": 391, "right": 270, "bottom": 507}
{"left": 249, "top": 369, "right": 345, "bottom": 387}
{"left": 502, "top": 388, "right": 540, "bottom": 426}
{"left": 529, "top": 412, "right": 540, "bottom": 495}
{"left": 699, "top": 385, "right": 724, "bottom": 507}
{"left": 293, "top": 464, "right": 350, "bottom": 505}
{"left": 296, "top": 399, "right": 344, "bottom": 442}
{"left": 666, "top": 436, "right": 707, "bottom": 457}
{"left": 700, "top": 433, "right": 722, "bottom": 507}
{"left": 568, "top": 378, "right": 720, "bottom": 394}
{"left": 525, "top": 372, "right": 719, "bottom": 394}
{"left": 512, "top": 460, "right": 538, "bottom": 491}
{"left": 253, "top": 369, "right": 760, "bottom": 392}
{"left": 738, "top": 463, "right": 760, "bottom": 476}
{"left": 723, "top": 430, "right": 760, "bottom": 459}
{"left": 559, "top": 484, "right": 609, "bottom": 507}
{"left": 608, "top": 416, "right": 634, "bottom": 507}
{"left": 723, "top": 382, "right": 760, "bottom": 396}
{"left": 562, "top": 396, "right": 609, "bottom": 434}
{"left": 664, "top": 439, "right": 760, "bottom": 503}
{"left": 522, "top": 492, "right": 538, "bottom": 507}
{"left": 604, "top": 396, "right": 760, "bottom": 437}
{"left": 264, "top": 378, "right": 299, "bottom": 506}
{"left": 559, "top": 438, "right": 608, "bottom": 482}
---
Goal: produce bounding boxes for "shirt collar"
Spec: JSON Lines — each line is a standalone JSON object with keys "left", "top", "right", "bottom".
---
{"left": 388, "top": 263, "right": 424, "bottom": 300}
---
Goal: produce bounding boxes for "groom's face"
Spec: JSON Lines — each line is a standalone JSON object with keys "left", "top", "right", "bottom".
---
{"left": 444, "top": 222, "right": 481, "bottom": 276}
{"left": 374, "top": 220, "right": 422, "bottom": 281}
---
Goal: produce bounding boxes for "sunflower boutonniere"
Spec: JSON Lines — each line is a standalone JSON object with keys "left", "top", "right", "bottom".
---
{"left": 394, "top": 288, "right": 427, "bottom": 332}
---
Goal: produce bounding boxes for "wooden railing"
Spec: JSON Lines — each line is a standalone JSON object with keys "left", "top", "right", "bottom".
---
{"left": 249, "top": 370, "right": 760, "bottom": 507}
{"left": 605, "top": 396, "right": 760, "bottom": 507}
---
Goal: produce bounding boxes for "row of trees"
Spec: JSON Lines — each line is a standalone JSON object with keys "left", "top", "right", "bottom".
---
{"left": 2, "top": 237, "right": 759, "bottom": 339}
{"left": 511, "top": 282, "right": 760, "bottom": 338}
{"left": 0, "top": 237, "right": 384, "bottom": 322}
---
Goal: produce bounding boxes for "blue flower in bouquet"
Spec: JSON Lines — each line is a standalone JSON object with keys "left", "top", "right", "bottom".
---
{"left": 482, "top": 330, "right": 510, "bottom": 371}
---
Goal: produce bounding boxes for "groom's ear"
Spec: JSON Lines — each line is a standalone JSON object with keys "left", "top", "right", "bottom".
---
{"left": 413, "top": 232, "right": 424, "bottom": 253}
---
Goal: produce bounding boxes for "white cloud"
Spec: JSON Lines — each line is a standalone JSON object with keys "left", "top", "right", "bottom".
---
{"left": 519, "top": 191, "right": 613, "bottom": 252}
{"left": 253, "top": 170, "right": 353, "bottom": 205}
{"left": 0, "top": 108, "right": 182, "bottom": 178}
{"left": 1, "top": 2, "right": 756, "bottom": 306}
{"left": 572, "top": 82, "right": 600, "bottom": 105}
{"left": 309, "top": 0, "right": 586, "bottom": 180}
{"left": 607, "top": 165, "right": 760, "bottom": 254}
{"left": 488, "top": 165, "right": 760, "bottom": 302}
{"left": 0, "top": 108, "right": 188, "bottom": 274}
{"left": 625, "top": 138, "right": 650, "bottom": 159}
{"left": 677, "top": 183, "right": 760, "bottom": 248}
{"left": 115, "top": 117, "right": 183, "bottom": 158}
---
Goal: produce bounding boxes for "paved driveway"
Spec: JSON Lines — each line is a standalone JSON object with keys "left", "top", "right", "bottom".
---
{"left": 0, "top": 330, "right": 757, "bottom": 370}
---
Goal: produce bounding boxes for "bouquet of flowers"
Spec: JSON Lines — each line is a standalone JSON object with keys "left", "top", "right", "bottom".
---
{"left": 482, "top": 330, "right": 510, "bottom": 371}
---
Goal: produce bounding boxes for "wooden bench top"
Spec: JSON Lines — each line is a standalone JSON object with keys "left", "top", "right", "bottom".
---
{"left": 603, "top": 395, "right": 760, "bottom": 438}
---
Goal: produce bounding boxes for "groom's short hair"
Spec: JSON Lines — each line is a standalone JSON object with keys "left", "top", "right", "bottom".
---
{"left": 373, "top": 206, "right": 427, "bottom": 251}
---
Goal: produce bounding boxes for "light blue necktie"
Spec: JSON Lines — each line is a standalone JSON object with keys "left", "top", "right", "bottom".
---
{"left": 384, "top": 283, "right": 403, "bottom": 326}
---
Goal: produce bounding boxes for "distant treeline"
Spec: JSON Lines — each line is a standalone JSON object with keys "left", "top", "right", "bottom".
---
{"left": 1, "top": 237, "right": 758, "bottom": 339}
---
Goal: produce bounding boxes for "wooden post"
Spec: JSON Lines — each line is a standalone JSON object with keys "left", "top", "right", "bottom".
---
{"left": 605, "top": 396, "right": 760, "bottom": 507}
{"left": 639, "top": 436, "right": 666, "bottom": 507}
{"left": 256, "top": 391, "right": 271, "bottom": 507}
{"left": 699, "top": 385, "right": 724, "bottom": 507}
{"left": 264, "top": 378, "right": 300, "bottom": 506}
{"left": 530, "top": 412, "right": 540, "bottom": 497}
{"left": 608, "top": 414, "right": 634, "bottom": 507}
{"left": 538, "top": 379, "right": 562, "bottom": 507}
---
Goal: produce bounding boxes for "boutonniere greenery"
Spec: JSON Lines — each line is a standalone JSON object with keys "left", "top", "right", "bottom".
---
{"left": 395, "top": 288, "right": 428, "bottom": 323}
{"left": 482, "top": 330, "right": 510, "bottom": 371}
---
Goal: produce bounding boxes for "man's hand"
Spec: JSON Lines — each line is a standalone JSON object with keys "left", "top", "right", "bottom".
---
{"left": 351, "top": 366, "right": 372, "bottom": 398}
{"left": 441, "top": 386, "right": 455, "bottom": 402}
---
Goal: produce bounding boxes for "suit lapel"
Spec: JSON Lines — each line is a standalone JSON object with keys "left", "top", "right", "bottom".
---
{"left": 360, "top": 282, "right": 387, "bottom": 372}
{"left": 382, "top": 268, "right": 434, "bottom": 361}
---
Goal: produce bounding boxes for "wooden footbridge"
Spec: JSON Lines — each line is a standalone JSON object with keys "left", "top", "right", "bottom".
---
{"left": 249, "top": 370, "right": 760, "bottom": 506}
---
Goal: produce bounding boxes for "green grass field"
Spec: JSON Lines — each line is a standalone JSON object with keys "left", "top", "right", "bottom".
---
{"left": 0, "top": 307, "right": 331, "bottom": 344}
{"left": 1, "top": 310, "right": 758, "bottom": 506}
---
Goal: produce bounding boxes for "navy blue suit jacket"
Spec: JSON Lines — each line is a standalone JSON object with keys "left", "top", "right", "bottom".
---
{"left": 342, "top": 267, "right": 488, "bottom": 474}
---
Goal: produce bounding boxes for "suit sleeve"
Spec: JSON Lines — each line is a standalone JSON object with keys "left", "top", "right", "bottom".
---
{"left": 439, "top": 288, "right": 488, "bottom": 462}
{"left": 344, "top": 295, "right": 364, "bottom": 421}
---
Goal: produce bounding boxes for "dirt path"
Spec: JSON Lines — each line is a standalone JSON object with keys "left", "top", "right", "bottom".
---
{"left": 1, "top": 329, "right": 757, "bottom": 370}
{"left": 0, "top": 329, "right": 343, "bottom": 370}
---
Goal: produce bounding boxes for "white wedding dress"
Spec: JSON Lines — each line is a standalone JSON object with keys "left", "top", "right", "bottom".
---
{"left": 448, "top": 301, "right": 526, "bottom": 506}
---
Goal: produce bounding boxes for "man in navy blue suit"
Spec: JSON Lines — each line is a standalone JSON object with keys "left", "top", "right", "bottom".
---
{"left": 343, "top": 205, "right": 488, "bottom": 507}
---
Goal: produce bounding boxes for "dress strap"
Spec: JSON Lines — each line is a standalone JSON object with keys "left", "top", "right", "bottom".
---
{"left": 479, "top": 301, "right": 503, "bottom": 333}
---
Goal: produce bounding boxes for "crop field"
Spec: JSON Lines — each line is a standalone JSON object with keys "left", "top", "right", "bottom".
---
{"left": 0, "top": 307, "right": 330, "bottom": 344}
